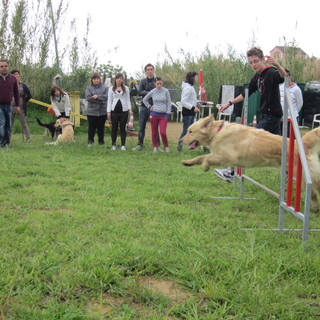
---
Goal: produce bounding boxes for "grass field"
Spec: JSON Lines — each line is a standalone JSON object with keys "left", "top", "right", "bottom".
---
{"left": 1, "top": 128, "right": 320, "bottom": 319}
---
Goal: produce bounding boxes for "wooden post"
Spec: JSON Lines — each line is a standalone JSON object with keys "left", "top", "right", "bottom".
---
{"left": 68, "top": 91, "right": 81, "bottom": 127}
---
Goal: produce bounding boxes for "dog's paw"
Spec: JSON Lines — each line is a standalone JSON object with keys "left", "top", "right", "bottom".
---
{"left": 202, "top": 164, "right": 210, "bottom": 172}
{"left": 181, "top": 160, "right": 194, "bottom": 166}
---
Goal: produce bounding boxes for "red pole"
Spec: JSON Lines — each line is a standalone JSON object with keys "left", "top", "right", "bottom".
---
{"left": 199, "top": 69, "right": 203, "bottom": 87}
{"left": 295, "top": 156, "right": 302, "bottom": 212}
{"left": 286, "top": 120, "right": 294, "bottom": 207}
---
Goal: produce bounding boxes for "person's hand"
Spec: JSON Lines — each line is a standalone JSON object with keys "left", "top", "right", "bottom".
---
{"left": 218, "top": 103, "right": 230, "bottom": 113}
{"left": 194, "top": 107, "right": 200, "bottom": 113}
{"left": 15, "top": 106, "right": 21, "bottom": 113}
{"left": 129, "top": 110, "right": 133, "bottom": 116}
{"left": 107, "top": 112, "right": 111, "bottom": 119}
{"left": 265, "top": 55, "right": 279, "bottom": 67}
{"left": 149, "top": 106, "right": 154, "bottom": 111}
{"left": 92, "top": 94, "right": 98, "bottom": 99}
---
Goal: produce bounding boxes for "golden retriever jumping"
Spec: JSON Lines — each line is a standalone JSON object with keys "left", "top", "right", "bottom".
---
{"left": 181, "top": 115, "right": 320, "bottom": 212}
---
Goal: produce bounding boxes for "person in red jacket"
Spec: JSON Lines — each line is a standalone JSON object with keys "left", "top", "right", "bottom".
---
{"left": 0, "top": 59, "right": 19, "bottom": 148}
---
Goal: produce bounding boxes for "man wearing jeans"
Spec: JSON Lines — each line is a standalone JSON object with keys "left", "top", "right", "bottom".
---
{"left": 132, "top": 63, "right": 157, "bottom": 150}
{"left": 215, "top": 47, "right": 287, "bottom": 182}
{"left": 0, "top": 59, "right": 20, "bottom": 148}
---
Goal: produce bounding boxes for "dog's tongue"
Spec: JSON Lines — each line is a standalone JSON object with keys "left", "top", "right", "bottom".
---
{"left": 189, "top": 141, "right": 199, "bottom": 150}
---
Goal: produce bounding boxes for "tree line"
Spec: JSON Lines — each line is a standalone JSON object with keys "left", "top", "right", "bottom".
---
{"left": 1, "top": 0, "right": 319, "bottom": 107}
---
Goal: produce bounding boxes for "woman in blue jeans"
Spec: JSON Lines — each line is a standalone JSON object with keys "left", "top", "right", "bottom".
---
{"left": 177, "top": 72, "right": 200, "bottom": 151}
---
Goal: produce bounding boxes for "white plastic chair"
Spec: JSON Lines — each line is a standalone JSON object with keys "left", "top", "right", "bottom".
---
{"left": 174, "top": 101, "right": 183, "bottom": 122}
{"left": 312, "top": 114, "right": 320, "bottom": 129}
{"left": 216, "top": 104, "right": 233, "bottom": 121}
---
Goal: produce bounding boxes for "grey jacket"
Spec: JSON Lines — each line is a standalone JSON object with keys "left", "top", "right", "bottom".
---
{"left": 85, "top": 84, "right": 108, "bottom": 116}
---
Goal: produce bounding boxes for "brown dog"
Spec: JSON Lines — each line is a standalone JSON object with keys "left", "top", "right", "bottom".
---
{"left": 181, "top": 115, "right": 320, "bottom": 212}
{"left": 54, "top": 118, "right": 74, "bottom": 143}
{"left": 45, "top": 118, "right": 74, "bottom": 145}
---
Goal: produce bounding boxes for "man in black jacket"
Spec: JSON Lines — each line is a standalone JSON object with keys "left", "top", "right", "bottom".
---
{"left": 215, "top": 47, "right": 287, "bottom": 182}
{"left": 11, "top": 69, "right": 32, "bottom": 142}
{"left": 132, "top": 63, "right": 157, "bottom": 150}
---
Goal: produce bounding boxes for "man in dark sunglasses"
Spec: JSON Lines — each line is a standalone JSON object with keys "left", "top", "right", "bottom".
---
{"left": 0, "top": 59, "right": 20, "bottom": 148}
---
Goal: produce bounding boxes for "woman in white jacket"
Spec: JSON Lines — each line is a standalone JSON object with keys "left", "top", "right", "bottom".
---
{"left": 50, "top": 85, "right": 70, "bottom": 119}
{"left": 107, "top": 73, "right": 133, "bottom": 150}
{"left": 177, "top": 72, "right": 200, "bottom": 151}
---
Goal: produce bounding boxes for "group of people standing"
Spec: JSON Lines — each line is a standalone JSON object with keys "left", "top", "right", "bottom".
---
{"left": 1, "top": 47, "right": 303, "bottom": 154}
{"left": 85, "top": 64, "right": 174, "bottom": 152}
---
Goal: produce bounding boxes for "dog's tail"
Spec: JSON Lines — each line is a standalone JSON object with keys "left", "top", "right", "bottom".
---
{"left": 36, "top": 118, "right": 47, "bottom": 128}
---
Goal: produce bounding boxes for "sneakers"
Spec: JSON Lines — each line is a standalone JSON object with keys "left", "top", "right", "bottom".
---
{"left": 120, "top": 145, "right": 126, "bottom": 151}
{"left": 157, "top": 146, "right": 164, "bottom": 152}
{"left": 214, "top": 168, "right": 234, "bottom": 183}
{"left": 132, "top": 145, "right": 143, "bottom": 151}
{"left": 153, "top": 147, "right": 159, "bottom": 153}
{"left": 111, "top": 145, "right": 116, "bottom": 150}
{"left": 165, "top": 147, "right": 170, "bottom": 152}
{"left": 87, "top": 143, "right": 93, "bottom": 147}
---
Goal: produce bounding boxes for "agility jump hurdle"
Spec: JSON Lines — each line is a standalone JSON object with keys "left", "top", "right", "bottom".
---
{"left": 212, "top": 79, "right": 319, "bottom": 243}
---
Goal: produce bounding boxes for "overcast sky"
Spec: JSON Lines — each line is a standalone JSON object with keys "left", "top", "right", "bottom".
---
{"left": 54, "top": 0, "right": 319, "bottom": 76}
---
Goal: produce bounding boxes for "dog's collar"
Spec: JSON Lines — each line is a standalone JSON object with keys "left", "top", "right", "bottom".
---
{"left": 62, "top": 123, "right": 73, "bottom": 128}
{"left": 217, "top": 121, "right": 224, "bottom": 132}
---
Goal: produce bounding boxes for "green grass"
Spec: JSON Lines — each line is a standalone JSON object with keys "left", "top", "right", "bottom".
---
{"left": 1, "top": 131, "right": 320, "bottom": 319}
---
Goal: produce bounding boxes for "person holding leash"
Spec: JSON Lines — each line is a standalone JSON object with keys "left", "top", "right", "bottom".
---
{"left": 50, "top": 85, "right": 71, "bottom": 119}
{"left": 215, "top": 47, "right": 287, "bottom": 182}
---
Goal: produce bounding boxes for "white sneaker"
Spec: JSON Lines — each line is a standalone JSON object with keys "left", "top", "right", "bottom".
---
{"left": 157, "top": 146, "right": 164, "bottom": 152}
{"left": 87, "top": 143, "right": 93, "bottom": 147}
{"left": 165, "top": 147, "right": 170, "bottom": 152}
{"left": 153, "top": 147, "right": 158, "bottom": 153}
{"left": 120, "top": 145, "right": 126, "bottom": 151}
{"left": 214, "top": 168, "right": 234, "bottom": 183}
{"left": 132, "top": 145, "right": 143, "bottom": 151}
{"left": 111, "top": 145, "right": 116, "bottom": 150}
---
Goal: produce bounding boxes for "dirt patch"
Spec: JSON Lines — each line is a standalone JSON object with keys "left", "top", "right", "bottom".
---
{"left": 145, "top": 121, "right": 183, "bottom": 143}
{"left": 136, "top": 276, "right": 193, "bottom": 304}
{"left": 87, "top": 276, "right": 194, "bottom": 317}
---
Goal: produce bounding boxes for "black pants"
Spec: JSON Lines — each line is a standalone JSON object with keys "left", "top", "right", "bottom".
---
{"left": 111, "top": 111, "right": 128, "bottom": 146}
{"left": 87, "top": 114, "right": 107, "bottom": 144}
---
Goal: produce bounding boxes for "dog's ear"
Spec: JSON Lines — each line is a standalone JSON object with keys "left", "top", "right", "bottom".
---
{"left": 200, "top": 115, "right": 214, "bottom": 130}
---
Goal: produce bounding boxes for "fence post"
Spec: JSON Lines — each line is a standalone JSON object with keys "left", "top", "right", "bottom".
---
{"left": 68, "top": 91, "right": 81, "bottom": 127}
